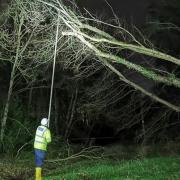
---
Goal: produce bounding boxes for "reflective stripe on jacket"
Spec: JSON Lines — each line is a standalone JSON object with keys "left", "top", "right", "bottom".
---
{"left": 34, "top": 125, "right": 51, "bottom": 151}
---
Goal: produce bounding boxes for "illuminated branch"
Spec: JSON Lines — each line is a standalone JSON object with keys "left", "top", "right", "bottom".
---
{"left": 37, "top": 0, "right": 180, "bottom": 111}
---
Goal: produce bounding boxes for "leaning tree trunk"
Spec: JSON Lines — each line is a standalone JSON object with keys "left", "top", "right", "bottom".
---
{"left": 65, "top": 86, "right": 78, "bottom": 140}
{"left": 141, "top": 96, "right": 146, "bottom": 145}
{"left": 0, "top": 16, "right": 23, "bottom": 142}
{"left": 54, "top": 90, "right": 60, "bottom": 135}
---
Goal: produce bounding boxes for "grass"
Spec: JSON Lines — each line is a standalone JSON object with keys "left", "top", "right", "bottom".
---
{"left": 43, "top": 157, "right": 180, "bottom": 180}
{"left": 1, "top": 143, "right": 180, "bottom": 180}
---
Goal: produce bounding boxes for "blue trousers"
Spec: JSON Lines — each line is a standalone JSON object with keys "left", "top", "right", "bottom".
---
{"left": 34, "top": 149, "right": 46, "bottom": 167}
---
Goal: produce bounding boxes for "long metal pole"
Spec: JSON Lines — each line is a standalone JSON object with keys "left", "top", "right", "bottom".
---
{"left": 48, "top": 12, "right": 60, "bottom": 127}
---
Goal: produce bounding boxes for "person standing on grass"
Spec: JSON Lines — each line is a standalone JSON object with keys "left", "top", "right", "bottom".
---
{"left": 34, "top": 118, "right": 51, "bottom": 180}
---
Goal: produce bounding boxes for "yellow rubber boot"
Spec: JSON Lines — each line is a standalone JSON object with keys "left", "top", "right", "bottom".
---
{"left": 35, "top": 167, "right": 42, "bottom": 180}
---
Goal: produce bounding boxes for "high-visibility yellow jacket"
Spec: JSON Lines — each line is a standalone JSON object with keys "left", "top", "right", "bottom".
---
{"left": 34, "top": 125, "right": 51, "bottom": 151}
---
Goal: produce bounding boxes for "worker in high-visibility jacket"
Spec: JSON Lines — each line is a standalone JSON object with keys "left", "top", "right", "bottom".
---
{"left": 34, "top": 118, "right": 51, "bottom": 180}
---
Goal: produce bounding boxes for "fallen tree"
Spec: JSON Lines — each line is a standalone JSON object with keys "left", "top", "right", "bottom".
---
{"left": 0, "top": 0, "right": 180, "bottom": 143}
{"left": 37, "top": 0, "right": 180, "bottom": 111}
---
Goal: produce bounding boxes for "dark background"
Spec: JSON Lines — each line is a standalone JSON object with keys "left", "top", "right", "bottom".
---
{"left": 0, "top": 0, "right": 180, "bottom": 152}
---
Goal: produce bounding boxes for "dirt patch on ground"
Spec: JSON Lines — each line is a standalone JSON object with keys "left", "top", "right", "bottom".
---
{"left": 0, "top": 163, "right": 33, "bottom": 180}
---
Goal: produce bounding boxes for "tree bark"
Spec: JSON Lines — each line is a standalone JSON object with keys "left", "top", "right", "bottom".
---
{"left": 54, "top": 90, "right": 59, "bottom": 135}
{"left": 65, "top": 86, "right": 78, "bottom": 140}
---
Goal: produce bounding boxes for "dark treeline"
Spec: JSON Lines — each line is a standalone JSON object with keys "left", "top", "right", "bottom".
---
{"left": 0, "top": 0, "right": 180, "bottom": 153}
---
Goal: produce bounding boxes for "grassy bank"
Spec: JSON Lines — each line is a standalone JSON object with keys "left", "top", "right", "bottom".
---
{"left": 1, "top": 143, "right": 180, "bottom": 179}
{"left": 43, "top": 157, "right": 180, "bottom": 180}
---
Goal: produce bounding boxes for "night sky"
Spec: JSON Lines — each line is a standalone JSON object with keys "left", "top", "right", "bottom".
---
{"left": 77, "top": 0, "right": 154, "bottom": 26}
